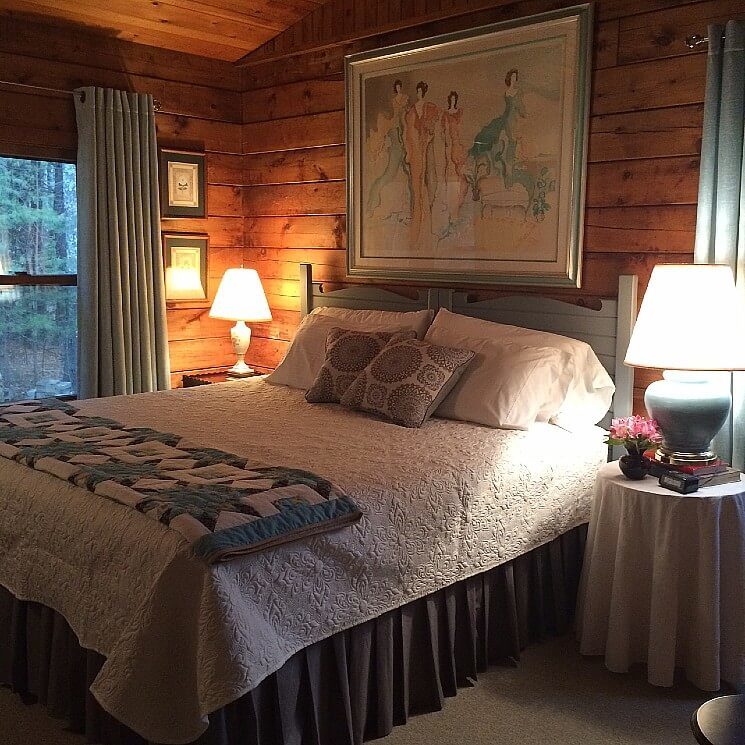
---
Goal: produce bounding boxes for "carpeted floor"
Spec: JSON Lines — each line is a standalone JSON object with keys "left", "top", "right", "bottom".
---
{"left": 1, "top": 635, "right": 716, "bottom": 745}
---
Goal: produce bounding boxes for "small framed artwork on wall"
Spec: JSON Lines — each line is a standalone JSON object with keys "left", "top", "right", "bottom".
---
{"left": 162, "top": 233, "right": 208, "bottom": 303}
{"left": 159, "top": 149, "right": 206, "bottom": 218}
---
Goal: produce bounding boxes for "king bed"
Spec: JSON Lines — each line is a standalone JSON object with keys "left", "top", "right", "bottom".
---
{"left": 0, "top": 265, "right": 637, "bottom": 745}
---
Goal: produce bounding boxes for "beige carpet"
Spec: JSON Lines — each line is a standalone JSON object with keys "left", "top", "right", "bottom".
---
{"left": 1, "top": 635, "right": 715, "bottom": 745}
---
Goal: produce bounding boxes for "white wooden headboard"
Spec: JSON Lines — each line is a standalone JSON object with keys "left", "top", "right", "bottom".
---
{"left": 299, "top": 263, "right": 637, "bottom": 420}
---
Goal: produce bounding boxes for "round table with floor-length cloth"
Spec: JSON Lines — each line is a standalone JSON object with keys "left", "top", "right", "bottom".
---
{"left": 576, "top": 461, "right": 745, "bottom": 691}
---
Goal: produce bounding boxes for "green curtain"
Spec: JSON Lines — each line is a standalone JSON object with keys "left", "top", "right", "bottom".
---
{"left": 694, "top": 21, "right": 745, "bottom": 469}
{"left": 74, "top": 87, "right": 170, "bottom": 399}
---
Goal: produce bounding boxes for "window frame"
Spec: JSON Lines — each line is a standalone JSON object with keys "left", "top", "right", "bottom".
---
{"left": 0, "top": 153, "right": 78, "bottom": 289}
{"left": 0, "top": 153, "right": 78, "bottom": 400}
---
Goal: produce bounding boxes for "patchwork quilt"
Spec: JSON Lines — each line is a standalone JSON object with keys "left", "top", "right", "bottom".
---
{"left": 0, "top": 398, "right": 361, "bottom": 563}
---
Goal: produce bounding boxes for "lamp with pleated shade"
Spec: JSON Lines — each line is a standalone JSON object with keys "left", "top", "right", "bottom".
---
{"left": 209, "top": 268, "right": 272, "bottom": 378}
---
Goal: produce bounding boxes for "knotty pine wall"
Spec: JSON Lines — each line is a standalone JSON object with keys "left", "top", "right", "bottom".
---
{"left": 238, "top": 0, "right": 744, "bottom": 412}
{"left": 0, "top": 16, "right": 247, "bottom": 387}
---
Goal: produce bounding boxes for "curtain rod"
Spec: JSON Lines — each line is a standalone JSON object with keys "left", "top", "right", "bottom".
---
{"left": 0, "top": 79, "right": 162, "bottom": 110}
{"left": 685, "top": 31, "right": 727, "bottom": 49}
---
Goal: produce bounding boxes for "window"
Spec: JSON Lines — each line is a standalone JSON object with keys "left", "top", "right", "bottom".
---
{"left": 0, "top": 157, "right": 77, "bottom": 402}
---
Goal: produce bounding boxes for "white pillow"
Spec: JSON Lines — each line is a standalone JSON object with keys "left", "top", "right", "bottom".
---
{"left": 425, "top": 328, "right": 570, "bottom": 429}
{"left": 428, "top": 309, "right": 614, "bottom": 426}
{"left": 267, "top": 307, "right": 435, "bottom": 390}
{"left": 310, "top": 306, "right": 434, "bottom": 339}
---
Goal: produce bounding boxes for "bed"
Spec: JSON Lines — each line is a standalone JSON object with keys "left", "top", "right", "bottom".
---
{"left": 0, "top": 264, "right": 637, "bottom": 745}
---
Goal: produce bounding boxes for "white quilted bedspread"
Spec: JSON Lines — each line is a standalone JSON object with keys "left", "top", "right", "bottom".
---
{"left": 0, "top": 380, "right": 607, "bottom": 743}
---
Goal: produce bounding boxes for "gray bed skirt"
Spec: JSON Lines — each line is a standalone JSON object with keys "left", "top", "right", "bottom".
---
{"left": 0, "top": 524, "right": 586, "bottom": 745}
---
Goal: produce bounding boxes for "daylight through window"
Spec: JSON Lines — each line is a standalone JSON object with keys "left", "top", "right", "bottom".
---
{"left": 0, "top": 156, "right": 77, "bottom": 402}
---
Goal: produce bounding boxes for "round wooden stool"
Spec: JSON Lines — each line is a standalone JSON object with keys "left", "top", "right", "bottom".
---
{"left": 692, "top": 695, "right": 745, "bottom": 744}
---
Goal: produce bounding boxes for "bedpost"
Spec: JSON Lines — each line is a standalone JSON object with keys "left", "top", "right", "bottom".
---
{"left": 300, "top": 263, "right": 313, "bottom": 317}
{"left": 614, "top": 274, "right": 638, "bottom": 419}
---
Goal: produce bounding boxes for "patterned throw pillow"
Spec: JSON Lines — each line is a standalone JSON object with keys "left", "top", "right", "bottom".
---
{"left": 305, "top": 327, "right": 416, "bottom": 403}
{"left": 340, "top": 338, "right": 475, "bottom": 428}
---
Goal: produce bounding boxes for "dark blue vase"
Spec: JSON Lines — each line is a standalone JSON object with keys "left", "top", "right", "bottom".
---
{"left": 619, "top": 449, "right": 648, "bottom": 480}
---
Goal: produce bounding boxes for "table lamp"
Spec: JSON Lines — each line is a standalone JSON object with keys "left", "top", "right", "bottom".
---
{"left": 209, "top": 268, "right": 272, "bottom": 378}
{"left": 624, "top": 264, "right": 745, "bottom": 465}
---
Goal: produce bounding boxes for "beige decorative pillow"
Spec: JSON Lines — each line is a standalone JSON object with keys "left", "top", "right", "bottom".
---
{"left": 340, "top": 338, "right": 475, "bottom": 428}
{"left": 305, "top": 327, "right": 415, "bottom": 403}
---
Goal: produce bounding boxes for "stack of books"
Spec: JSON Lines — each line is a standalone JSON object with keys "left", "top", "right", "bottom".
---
{"left": 644, "top": 454, "right": 742, "bottom": 487}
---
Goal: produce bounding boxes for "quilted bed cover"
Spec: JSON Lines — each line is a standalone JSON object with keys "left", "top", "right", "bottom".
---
{"left": 0, "top": 380, "right": 607, "bottom": 743}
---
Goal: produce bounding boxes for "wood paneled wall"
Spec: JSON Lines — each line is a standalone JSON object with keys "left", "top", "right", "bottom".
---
{"left": 4, "top": 3, "right": 744, "bottom": 405}
{"left": 238, "top": 0, "right": 745, "bottom": 410}
{"left": 0, "top": 16, "right": 247, "bottom": 386}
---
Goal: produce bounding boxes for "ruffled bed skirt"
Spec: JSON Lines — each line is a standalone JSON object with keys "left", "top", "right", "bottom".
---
{"left": 0, "top": 524, "right": 586, "bottom": 745}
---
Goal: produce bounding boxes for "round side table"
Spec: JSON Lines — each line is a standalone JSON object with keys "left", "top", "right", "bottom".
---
{"left": 576, "top": 461, "right": 745, "bottom": 691}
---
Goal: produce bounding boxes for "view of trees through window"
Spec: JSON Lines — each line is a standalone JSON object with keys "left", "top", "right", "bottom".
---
{"left": 0, "top": 156, "right": 77, "bottom": 402}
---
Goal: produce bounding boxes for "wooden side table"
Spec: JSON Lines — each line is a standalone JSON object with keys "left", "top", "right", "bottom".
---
{"left": 577, "top": 461, "right": 745, "bottom": 691}
{"left": 182, "top": 371, "right": 259, "bottom": 387}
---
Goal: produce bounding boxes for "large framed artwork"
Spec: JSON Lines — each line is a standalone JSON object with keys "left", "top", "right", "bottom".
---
{"left": 346, "top": 5, "right": 592, "bottom": 287}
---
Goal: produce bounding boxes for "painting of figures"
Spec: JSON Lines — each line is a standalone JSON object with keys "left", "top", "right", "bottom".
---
{"left": 346, "top": 6, "right": 592, "bottom": 286}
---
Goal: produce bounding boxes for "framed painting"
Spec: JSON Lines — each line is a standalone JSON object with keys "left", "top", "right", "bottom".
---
{"left": 159, "top": 149, "right": 206, "bottom": 218}
{"left": 346, "top": 4, "right": 592, "bottom": 287}
{"left": 162, "top": 233, "right": 208, "bottom": 303}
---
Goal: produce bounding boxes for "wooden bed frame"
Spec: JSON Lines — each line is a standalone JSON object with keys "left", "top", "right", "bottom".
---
{"left": 299, "top": 262, "right": 638, "bottom": 423}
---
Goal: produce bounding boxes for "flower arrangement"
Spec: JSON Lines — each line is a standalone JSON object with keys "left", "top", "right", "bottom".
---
{"left": 605, "top": 416, "right": 662, "bottom": 457}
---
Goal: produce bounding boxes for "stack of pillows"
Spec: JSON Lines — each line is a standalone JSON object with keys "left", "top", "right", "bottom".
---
{"left": 266, "top": 306, "right": 614, "bottom": 430}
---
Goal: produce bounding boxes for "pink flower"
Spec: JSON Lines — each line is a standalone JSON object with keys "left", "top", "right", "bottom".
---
{"left": 605, "top": 415, "right": 661, "bottom": 448}
{"left": 610, "top": 418, "right": 629, "bottom": 439}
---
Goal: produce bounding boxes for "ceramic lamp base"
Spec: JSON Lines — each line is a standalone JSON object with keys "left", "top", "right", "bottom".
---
{"left": 226, "top": 363, "right": 255, "bottom": 378}
{"left": 645, "top": 371, "right": 731, "bottom": 466}
{"left": 227, "top": 320, "right": 255, "bottom": 378}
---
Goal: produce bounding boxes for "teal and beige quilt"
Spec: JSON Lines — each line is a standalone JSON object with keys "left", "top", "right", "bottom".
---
{"left": 0, "top": 398, "right": 361, "bottom": 563}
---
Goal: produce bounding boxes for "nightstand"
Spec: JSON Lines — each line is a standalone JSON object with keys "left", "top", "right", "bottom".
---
{"left": 182, "top": 371, "right": 259, "bottom": 387}
{"left": 577, "top": 461, "right": 745, "bottom": 692}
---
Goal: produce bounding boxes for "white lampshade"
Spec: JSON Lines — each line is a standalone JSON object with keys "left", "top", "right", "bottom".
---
{"left": 165, "top": 266, "right": 205, "bottom": 300}
{"left": 209, "top": 268, "right": 272, "bottom": 322}
{"left": 625, "top": 264, "right": 745, "bottom": 371}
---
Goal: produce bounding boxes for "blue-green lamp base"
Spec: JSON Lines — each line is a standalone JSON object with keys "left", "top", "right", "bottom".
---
{"left": 645, "top": 371, "right": 731, "bottom": 466}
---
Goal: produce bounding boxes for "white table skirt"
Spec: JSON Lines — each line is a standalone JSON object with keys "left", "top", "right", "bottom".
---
{"left": 577, "top": 461, "right": 745, "bottom": 691}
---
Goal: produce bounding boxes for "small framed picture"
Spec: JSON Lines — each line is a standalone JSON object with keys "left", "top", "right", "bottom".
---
{"left": 162, "top": 233, "right": 208, "bottom": 303}
{"left": 160, "top": 149, "right": 206, "bottom": 218}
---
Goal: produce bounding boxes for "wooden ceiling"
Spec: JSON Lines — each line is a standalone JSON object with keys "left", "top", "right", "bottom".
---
{"left": 0, "top": 0, "right": 326, "bottom": 61}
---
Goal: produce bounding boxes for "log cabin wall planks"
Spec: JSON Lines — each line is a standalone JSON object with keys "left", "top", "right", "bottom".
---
{"left": 0, "top": 16, "right": 248, "bottom": 387}
{"left": 4, "top": 3, "right": 745, "bottom": 405}
{"left": 238, "top": 0, "right": 745, "bottom": 412}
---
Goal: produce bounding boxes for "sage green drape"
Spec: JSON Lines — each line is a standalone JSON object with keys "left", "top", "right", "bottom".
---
{"left": 694, "top": 21, "right": 745, "bottom": 469}
{"left": 74, "top": 87, "right": 170, "bottom": 399}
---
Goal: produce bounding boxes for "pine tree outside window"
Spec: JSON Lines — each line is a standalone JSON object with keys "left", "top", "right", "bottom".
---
{"left": 0, "top": 156, "right": 77, "bottom": 402}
